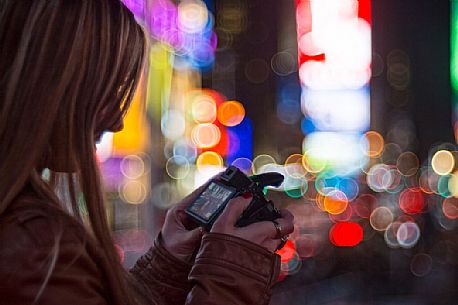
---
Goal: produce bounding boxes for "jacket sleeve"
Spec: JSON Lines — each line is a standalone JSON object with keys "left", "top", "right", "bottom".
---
{"left": 185, "top": 233, "right": 281, "bottom": 305}
{"left": 129, "top": 234, "right": 193, "bottom": 305}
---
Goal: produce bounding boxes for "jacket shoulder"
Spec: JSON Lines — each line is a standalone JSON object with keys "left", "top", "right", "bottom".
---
{"left": 0, "top": 196, "right": 88, "bottom": 249}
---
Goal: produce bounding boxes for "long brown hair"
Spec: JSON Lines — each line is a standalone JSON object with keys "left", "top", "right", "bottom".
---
{"left": 0, "top": 1, "right": 146, "bottom": 304}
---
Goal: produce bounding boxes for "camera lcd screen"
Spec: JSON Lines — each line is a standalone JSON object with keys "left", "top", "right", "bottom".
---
{"left": 188, "top": 182, "right": 235, "bottom": 221}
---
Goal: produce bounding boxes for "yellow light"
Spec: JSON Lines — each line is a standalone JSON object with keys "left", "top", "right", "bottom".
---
{"left": 113, "top": 80, "right": 149, "bottom": 155}
{"left": 448, "top": 172, "right": 458, "bottom": 197}
{"left": 196, "top": 151, "right": 223, "bottom": 173}
{"left": 431, "top": 150, "right": 455, "bottom": 176}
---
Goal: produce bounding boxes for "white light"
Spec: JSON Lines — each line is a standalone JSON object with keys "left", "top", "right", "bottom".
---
{"left": 301, "top": 89, "right": 370, "bottom": 131}
{"left": 302, "top": 132, "right": 368, "bottom": 174}
{"left": 178, "top": 0, "right": 209, "bottom": 34}
{"left": 194, "top": 166, "right": 225, "bottom": 188}
{"left": 161, "top": 110, "right": 186, "bottom": 140}
{"left": 96, "top": 132, "right": 114, "bottom": 162}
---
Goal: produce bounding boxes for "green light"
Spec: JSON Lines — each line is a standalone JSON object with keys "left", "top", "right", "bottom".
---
{"left": 451, "top": 0, "right": 458, "bottom": 92}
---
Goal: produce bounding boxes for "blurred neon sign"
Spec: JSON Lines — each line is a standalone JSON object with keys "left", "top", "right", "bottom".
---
{"left": 297, "top": 0, "right": 371, "bottom": 174}
{"left": 123, "top": 0, "right": 217, "bottom": 69}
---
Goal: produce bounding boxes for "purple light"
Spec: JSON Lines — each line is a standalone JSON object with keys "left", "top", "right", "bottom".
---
{"left": 121, "top": 0, "right": 145, "bottom": 20}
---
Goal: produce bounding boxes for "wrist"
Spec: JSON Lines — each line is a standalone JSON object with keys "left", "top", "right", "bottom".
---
{"left": 159, "top": 232, "right": 200, "bottom": 264}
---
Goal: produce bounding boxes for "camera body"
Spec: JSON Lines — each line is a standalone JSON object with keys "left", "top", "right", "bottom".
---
{"left": 185, "top": 166, "right": 284, "bottom": 230}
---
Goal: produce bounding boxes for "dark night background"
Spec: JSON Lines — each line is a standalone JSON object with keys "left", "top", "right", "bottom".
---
{"left": 207, "top": 0, "right": 458, "bottom": 304}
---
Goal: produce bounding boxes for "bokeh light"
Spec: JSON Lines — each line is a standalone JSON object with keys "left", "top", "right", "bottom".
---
{"left": 431, "top": 150, "right": 455, "bottom": 176}
{"left": 302, "top": 148, "right": 327, "bottom": 173}
{"left": 161, "top": 110, "right": 186, "bottom": 140}
{"left": 410, "top": 253, "right": 433, "bottom": 277}
{"left": 399, "top": 188, "right": 425, "bottom": 215}
{"left": 329, "top": 222, "right": 364, "bottom": 247}
{"left": 120, "top": 155, "right": 145, "bottom": 179}
{"left": 173, "top": 139, "right": 198, "bottom": 163}
{"left": 284, "top": 175, "right": 308, "bottom": 198}
{"left": 352, "top": 194, "right": 377, "bottom": 219}
{"left": 231, "top": 158, "right": 253, "bottom": 175}
{"left": 252, "top": 154, "right": 277, "bottom": 174}
{"left": 217, "top": 101, "right": 246, "bottom": 127}
{"left": 166, "top": 156, "right": 190, "bottom": 179}
{"left": 284, "top": 154, "right": 307, "bottom": 178}
{"left": 120, "top": 180, "right": 147, "bottom": 204}
{"left": 178, "top": 0, "right": 209, "bottom": 34}
{"left": 196, "top": 151, "right": 224, "bottom": 173}
{"left": 396, "top": 221, "right": 420, "bottom": 249}
{"left": 191, "top": 93, "right": 217, "bottom": 123}
{"left": 442, "top": 197, "right": 458, "bottom": 219}
{"left": 396, "top": 151, "right": 419, "bottom": 176}
{"left": 329, "top": 205, "right": 353, "bottom": 223}
{"left": 364, "top": 131, "right": 385, "bottom": 157}
{"left": 370, "top": 206, "right": 394, "bottom": 231}
{"left": 384, "top": 221, "right": 402, "bottom": 248}
{"left": 324, "top": 189, "right": 349, "bottom": 215}
{"left": 191, "top": 123, "right": 221, "bottom": 148}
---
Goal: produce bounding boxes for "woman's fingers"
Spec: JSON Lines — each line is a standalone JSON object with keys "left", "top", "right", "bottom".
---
{"left": 280, "top": 208, "right": 294, "bottom": 222}
{"left": 272, "top": 209, "right": 294, "bottom": 239}
{"left": 211, "top": 195, "right": 252, "bottom": 231}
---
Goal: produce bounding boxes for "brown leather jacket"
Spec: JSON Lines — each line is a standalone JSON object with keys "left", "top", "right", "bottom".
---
{"left": 0, "top": 194, "right": 280, "bottom": 305}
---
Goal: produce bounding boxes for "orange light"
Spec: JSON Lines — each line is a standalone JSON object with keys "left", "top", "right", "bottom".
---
{"left": 324, "top": 190, "right": 348, "bottom": 215}
{"left": 364, "top": 131, "right": 384, "bottom": 157}
{"left": 217, "top": 101, "right": 245, "bottom": 127}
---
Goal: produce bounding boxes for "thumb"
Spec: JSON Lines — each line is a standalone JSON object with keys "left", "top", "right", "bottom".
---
{"left": 186, "top": 227, "right": 204, "bottom": 244}
{"left": 216, "top": 194, "right": 253, "bottom": 227}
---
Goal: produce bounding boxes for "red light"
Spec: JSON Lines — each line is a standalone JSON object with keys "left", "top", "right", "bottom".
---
{"left": 114, "top": 244, "right": 125, "bottom": 263}
{"left": 276, "top": 239, "right": 296, "bottom": 263}
{"left": 358, "top": 0, "right": 372, "bottom": 25}
{"left": 399, "top": 188, "right": 425, "bottom": 215}
{"left": 329, "top": 222, "right": 363, "bottom": 247}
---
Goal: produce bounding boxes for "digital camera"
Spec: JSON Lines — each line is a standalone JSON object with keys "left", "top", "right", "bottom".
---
{"left": 185, "top": 165, "right": 284, "bottom": 230}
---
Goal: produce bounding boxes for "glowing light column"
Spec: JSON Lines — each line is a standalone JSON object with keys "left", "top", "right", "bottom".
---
{"left": 451, "top": 0, "right": 458, "bottom": 141}
{"left": 297, "top": 0, "right": 372, "bottom": 174}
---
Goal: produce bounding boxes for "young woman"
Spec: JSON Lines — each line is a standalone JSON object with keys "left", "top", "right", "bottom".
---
{"left": 0, "top": 1, "right": 294, "bottom": 305}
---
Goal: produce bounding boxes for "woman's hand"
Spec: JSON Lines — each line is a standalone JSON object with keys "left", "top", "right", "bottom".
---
{"left": 210, "top": 194, "right": 295, "bottom": 252}
{"left": 161, "top": 183, "right": 209, "bottom": 263}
